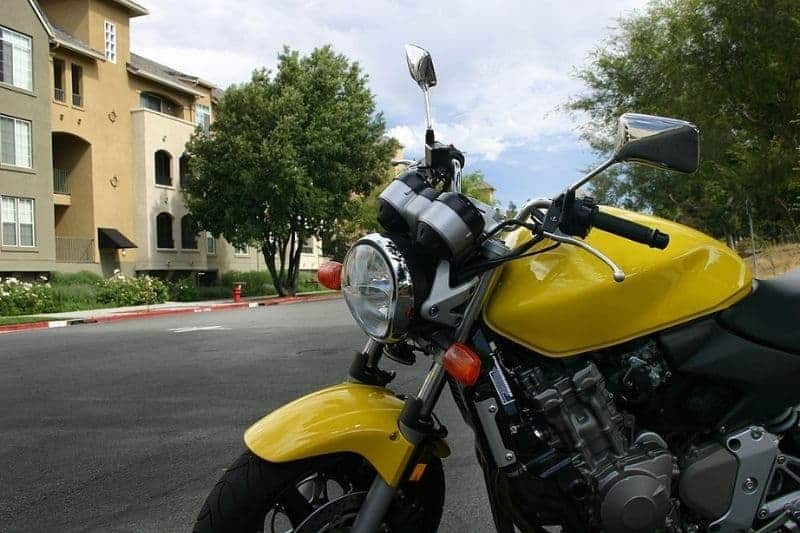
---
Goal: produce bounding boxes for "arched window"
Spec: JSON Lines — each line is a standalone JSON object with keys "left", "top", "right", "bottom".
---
{"left": 156, "top": 212, "right": 174, "bottom": 249}
{"left": 155, "top": 150, "right": 172, "bottom": 186}
{"left": 179, "top": 153, "right": 191, "bottom": 188}
{"left": 180, "top": 214, "right": 197, "bottom": 249}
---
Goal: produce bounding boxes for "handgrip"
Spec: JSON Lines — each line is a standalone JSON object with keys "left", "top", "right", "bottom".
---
{"left": 591, "top": 210, "right": 670, "bottom": 249}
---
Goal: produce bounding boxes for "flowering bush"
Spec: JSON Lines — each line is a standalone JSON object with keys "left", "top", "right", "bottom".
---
{"left": 0, "top": 277, "right": 57, "bottom": 316}
{"left": 94, "top": 273, "right": 169, "bottom": 307}
{"left": 0, "top": 273, "right": 169, "bottom": 316}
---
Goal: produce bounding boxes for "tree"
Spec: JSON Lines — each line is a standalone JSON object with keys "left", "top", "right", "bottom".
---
{"left": 570, "top": 0, "right": 800, "bottom": 241}
{"left": 461, "top": 170, "right": 497, "bottom": 206}
{"left": 184, "top": 46, "right": 399, "bottom": 295}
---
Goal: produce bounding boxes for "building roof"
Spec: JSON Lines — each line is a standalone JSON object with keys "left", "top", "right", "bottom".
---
{"left": 212, "top": 88, "right": 224, "bottom": 102}
{"left": 26, "top": 0, "right": 54, "bottom": 39}
{"left": 51, "top": 24, "right": 106, "bottom": 61}
{"left": 128, "top": 53, "right": 212, "bottom": 97}
{"left": 107, "top": 0, "right": 149, "bottom": 17}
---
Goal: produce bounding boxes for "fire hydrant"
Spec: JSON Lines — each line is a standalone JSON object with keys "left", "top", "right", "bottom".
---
{"left": 232, "top": 282, "right": 244, "bottom": 303}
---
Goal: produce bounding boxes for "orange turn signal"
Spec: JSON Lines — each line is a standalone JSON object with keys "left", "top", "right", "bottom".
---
{"left": 442, "top": 342, "right": 482, "bottom": 386}
{"left": 317, "top": 261, "right": 343, "bottom": 290}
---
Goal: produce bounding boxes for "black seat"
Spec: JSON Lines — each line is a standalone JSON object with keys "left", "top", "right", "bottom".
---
{"left": 719, "top": 269, "right": 800, "bottom": 354}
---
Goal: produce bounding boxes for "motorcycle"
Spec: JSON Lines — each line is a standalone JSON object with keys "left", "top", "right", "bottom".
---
{"left": 194, "top": 44, "right": 800, "bottom": 533}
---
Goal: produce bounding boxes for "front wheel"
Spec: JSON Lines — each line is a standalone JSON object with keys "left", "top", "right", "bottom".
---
{"left": 193, "top": 451, "right": 445, "bottom": 533}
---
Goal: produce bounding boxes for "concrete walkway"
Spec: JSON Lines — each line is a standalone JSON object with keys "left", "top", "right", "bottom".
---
{"left": 23, "top": 292, "right": 336, "bottom": 320}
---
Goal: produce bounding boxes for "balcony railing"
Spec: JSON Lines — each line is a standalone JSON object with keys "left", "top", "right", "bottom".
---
{"left": 53, "top": 168, "right": 70, "bottom": 195}
{"left": 72, "top": 93, "right": 83, "bottom": 107}
{"left": 56, "top": 237, "right": 94, "bottom": 263}
{"left": 54, "top": 87, "right": 65, "bottom": 102}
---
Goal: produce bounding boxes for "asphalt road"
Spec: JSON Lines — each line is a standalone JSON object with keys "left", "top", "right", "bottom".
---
{"left": 0, "top": 299, "right": 494, "bottom": 532}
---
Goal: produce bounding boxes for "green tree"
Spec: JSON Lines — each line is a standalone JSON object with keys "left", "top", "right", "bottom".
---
{"left": 461, "top": 170, "right": 497, "bottom": 206}
{"left": 570, "top": 0, "right": 800, "bottom": 241}
{"left": 184, "top": 46, "right": 398, "bottom": 295}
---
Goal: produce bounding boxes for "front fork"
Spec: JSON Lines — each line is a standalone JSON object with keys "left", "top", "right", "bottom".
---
{"left": 351, "top": 271, "right": 495, "bottom": 533}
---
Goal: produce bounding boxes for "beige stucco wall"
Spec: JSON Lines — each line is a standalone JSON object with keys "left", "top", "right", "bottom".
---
{"left": 131, "top": 107, "right": 212, "bottom": 271}
{"left": 0, "top": 0, "right": 56, "bottom": 272}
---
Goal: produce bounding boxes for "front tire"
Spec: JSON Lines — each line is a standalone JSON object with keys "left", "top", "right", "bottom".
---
{"left": 193, "top": 451, "right": 444, "bottom": 532}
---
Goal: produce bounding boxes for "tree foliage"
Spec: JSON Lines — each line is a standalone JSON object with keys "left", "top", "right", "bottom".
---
{"left": 461, "top": 170, "right": 497, "bottom": 206}
{"left": 570, "top": 0, "right": 800, "bottom": 241}
{"left": 184, "top": 46, "right": 398, "bottom": 294}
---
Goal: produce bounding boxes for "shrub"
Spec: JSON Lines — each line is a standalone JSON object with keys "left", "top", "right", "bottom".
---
{"left": 94, "top": 273, "right": 169, "bottom": 307}
{"left": 170, "top": 277, "right": 200, "bottom": 302}
{"left": 220, "top": 271, "right": 276, "bottom": 297}
{"left": 0, "top": 278, "right": 56, "bottom": 316}
{"left": 49, "top": 271, "right": 103, "bottom": 286}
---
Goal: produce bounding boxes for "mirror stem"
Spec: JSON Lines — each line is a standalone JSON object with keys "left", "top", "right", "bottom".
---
{"left": 568, "top": 156, "right": 615, "bottom": 193}
{"left": 423, "top": 88, "right": 433, "bottom": 129}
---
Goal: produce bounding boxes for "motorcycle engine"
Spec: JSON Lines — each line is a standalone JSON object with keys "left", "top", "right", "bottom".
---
{"left": 509, "top": 360, "right": 677, "bottom": 533}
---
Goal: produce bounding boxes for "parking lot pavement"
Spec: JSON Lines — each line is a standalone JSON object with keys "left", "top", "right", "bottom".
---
{"left": 0, "top": 298, "right": 493, "bottom": 532}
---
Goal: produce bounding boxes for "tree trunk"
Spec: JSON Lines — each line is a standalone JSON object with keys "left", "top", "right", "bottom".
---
{"left": 262, "top": 241, "right": 286, "bottom": 297}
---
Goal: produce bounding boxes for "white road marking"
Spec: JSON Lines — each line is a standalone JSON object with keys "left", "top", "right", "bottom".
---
{"left": 48, "top": 320, "right": 68, "bottom": 328}
{"left": 169, "top": 326, "right": 230, "bottom": 333}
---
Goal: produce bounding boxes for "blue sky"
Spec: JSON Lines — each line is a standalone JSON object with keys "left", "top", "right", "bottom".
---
{"left": 132, "top": 0, "right": 648, "bottom": 207}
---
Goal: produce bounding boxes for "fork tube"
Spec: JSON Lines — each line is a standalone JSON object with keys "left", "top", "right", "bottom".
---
{"left": 350, "top": 476, "right": 396, "bottom": 533}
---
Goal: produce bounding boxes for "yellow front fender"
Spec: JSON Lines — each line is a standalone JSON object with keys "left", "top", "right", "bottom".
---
{"left": 244, "top": 382, "right": 448, "bottom": 487}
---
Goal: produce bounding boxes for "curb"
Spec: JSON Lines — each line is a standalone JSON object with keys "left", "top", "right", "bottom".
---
{"left": 0, "top": 293, "right": 341, "bottom": 335}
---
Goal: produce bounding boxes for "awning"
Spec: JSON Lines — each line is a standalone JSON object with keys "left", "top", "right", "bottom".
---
{"left": 98, "top": 228, "right": 137, "bottom": 249}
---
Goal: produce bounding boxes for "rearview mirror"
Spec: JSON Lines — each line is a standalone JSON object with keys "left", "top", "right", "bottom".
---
{"left": 405, "top": 44, "right": 437, "bottom": 90}
{"left": 613, "top": 113, "right": 700, "bottom": 173}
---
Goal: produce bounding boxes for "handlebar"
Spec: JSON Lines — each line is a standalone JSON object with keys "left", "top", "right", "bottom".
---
{"left": 591, "top": 210, "right": 670, "bottom": 249}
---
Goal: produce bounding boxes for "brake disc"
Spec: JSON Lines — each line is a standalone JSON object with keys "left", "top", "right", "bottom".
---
{"left": 293, "top": 491, "right": 379, "bottom": 533}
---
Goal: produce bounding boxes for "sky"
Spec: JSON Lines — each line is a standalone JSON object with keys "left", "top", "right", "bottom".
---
{"left": 131, "top": 0, "right": 649, "bottom": 207}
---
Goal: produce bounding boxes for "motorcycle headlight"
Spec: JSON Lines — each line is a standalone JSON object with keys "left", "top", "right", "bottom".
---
{"left": 341, "top": 234, "right": 414, "bottom": 343}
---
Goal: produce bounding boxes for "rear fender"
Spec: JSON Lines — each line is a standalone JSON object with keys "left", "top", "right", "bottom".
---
{"left": 244, "top": 382, "right": 449, "bottom": 487}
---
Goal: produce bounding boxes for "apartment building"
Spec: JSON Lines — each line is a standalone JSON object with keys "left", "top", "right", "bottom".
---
{"left": 0, "top": 0, "right": 56, "bottom": 272}
{"left": 0, "top": 0, "right": 326, "bottom": 278}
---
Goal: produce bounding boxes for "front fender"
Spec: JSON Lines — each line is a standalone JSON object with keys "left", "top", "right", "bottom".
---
{"left": 244, "top": 382, "right": 448, "bottom": 487}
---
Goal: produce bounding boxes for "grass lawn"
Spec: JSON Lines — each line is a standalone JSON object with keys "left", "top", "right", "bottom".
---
{"left": 0, "top": 316, "right": 67, "bottom": 326}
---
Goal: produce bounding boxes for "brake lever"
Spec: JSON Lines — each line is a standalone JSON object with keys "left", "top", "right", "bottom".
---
{"left": 542, "top": 230, "right": 626, "bottom": 282}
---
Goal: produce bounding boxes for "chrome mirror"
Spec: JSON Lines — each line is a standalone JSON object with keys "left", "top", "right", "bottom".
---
{"left": 613, "top": 113, "right": 700, "bottom": 173}
{"left": 404, "top": 44, "right": 437, "bottom": 90}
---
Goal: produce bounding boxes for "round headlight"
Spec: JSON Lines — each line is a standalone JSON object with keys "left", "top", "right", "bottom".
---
{"left": 341, "top": 234, "right": 414, "bottom": 343}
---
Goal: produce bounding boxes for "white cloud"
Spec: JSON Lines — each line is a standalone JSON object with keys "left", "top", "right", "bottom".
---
{"left": 132, "top": 0, "right": 649, "bottom": 162}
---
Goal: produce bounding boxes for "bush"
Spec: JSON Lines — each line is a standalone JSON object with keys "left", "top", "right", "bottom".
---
{"left": 49, "top": 271, "right": 103, "bottom": 286}
{"left": 170, "top": 277, "right": 200, "bottom": 302}
{"left": 219, "top": 271, "right": 276, "bottom": 297}
{"left": 94, "top": 274, "right": 169, "bottom": 307}
{"left": 0, "top": 278, "right": 56, "bottom": 316}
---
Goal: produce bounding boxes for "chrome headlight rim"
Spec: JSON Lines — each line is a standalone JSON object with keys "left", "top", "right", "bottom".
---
{"left": 342, "top": 233, "right": 415, "bottom": 343}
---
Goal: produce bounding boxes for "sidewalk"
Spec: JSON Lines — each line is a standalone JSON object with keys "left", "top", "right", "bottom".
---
{"left": 2, "top": 292, "right": 340, "bottom": 334}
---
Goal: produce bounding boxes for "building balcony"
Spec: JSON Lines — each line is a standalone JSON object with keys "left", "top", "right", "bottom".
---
{"left": 54, "top": 87, "right": 66, "bottom": 103}
{"left": 56, "top": 237, "right": 95, "bottom": 263}
{"left": 53, "top": 168, "right": 72, "bottom": 206}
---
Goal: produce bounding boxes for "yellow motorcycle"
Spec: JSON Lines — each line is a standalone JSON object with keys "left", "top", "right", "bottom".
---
{"left": 194, "top": 45, "right": 800, "bottom": 533}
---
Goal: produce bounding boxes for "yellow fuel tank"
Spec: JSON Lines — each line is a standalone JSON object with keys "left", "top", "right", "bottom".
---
{"left": 483, "top": 207, "right": 752, "bottom": 357}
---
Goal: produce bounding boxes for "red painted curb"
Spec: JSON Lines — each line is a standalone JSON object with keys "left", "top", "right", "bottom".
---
{"left": 0, "top": 293, "right": 341, "bottom": 334}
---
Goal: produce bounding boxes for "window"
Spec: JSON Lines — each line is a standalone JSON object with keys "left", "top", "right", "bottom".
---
{"left": 1, "top": 196, "right": 34, "bottom": 247}
{"left": 140, "top": 92, "right": 178, "bottom": 116}
{"left": 71, "top": 64, "right": 83, "bottom": 107}
{"left": 0, "top": 26, "right": 32, "bottom": 91}
{"left": 234, "top": 244, "right": 248, "bottom": 256}
{"left": 0, "top": 115, "right": 32, "bottom": 168}
{"left": 154, "top": 150, "right": 172, "bottom": 186}
{"left": 156, "top": 212, "right": 174, "bottom": 249}
{"left": 206, "top": 232, "right": 216, "bottom": 254}
{"left": 180, "top": 214, "right": 197, "bottom": 249}
{"left": 179, "top": 153, "right": 191, "bottom": 188}
{"left": 104, "top": 21, "right": 116, "bottom": 63}
{"left": 195, "top": 104, "right": 210, "bottom": 134}
{"left": 53, "top": 59, "right": 65, "bottom": 102}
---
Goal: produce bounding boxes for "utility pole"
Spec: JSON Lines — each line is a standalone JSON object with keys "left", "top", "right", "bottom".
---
{"left": 746, "top": 197, "right": 758, "bottom": 275}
